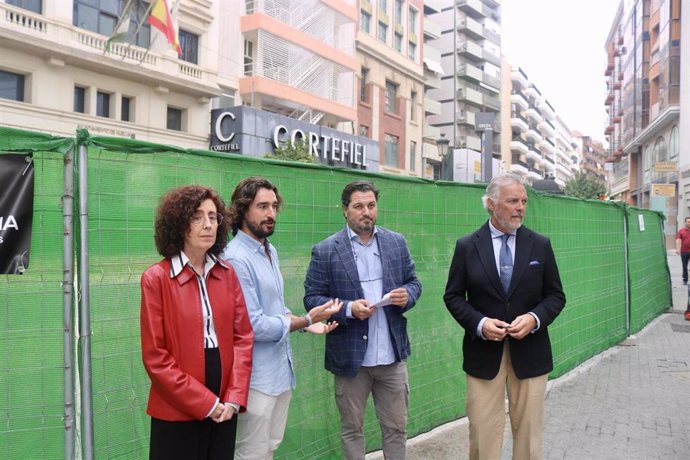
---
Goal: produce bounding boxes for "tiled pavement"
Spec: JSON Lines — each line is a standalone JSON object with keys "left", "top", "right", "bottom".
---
{"left": 367, "top": 251, "right": 690, "bottom": 460}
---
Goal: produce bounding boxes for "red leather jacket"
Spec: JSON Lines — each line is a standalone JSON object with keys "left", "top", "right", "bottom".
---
{"left": 140, "top": 257, "right": 253, "bottom": 421}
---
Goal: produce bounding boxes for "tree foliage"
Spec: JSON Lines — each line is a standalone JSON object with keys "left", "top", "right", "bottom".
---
{"left": 564, "top": 171, "right": 607, "bottom": 199}
{"left": 264, "top": 138, "right": 316, "bottom": 164}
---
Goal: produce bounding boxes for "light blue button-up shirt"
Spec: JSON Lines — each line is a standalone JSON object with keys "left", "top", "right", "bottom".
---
{"left": 347, "top": 226, "right": 395, "bottom": 367}
{"left": 222, "top": 230, "right": 295, "bottom": 396}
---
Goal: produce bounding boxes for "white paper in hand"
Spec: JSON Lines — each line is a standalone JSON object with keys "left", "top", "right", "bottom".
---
{"left": 371, "top": 292, "right": 392, "bottom": 308}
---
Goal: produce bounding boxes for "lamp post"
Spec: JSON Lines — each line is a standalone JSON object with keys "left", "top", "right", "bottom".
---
{"left": 437, "top": 133, "right": 450, "bottom": 181}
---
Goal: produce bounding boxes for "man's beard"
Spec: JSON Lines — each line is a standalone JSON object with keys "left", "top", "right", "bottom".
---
{"left": 246, "top": 219, "right": 275, "bottom": 240}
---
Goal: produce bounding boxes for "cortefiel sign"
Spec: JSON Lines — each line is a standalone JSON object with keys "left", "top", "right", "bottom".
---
{"left": 209, "top": 106, "right": 380, "bottom": 171}
{"left": 0, "top": 154, "right": 34, "bottom": 274}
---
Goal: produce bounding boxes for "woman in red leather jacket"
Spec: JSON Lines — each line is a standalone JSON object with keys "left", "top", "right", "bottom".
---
{"left": 140, "top": 185, "right": 254, "bottom": 459}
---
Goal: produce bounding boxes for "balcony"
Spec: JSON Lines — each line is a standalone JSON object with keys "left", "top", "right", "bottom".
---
{"left": 510, "top": 138, "right": 529, "bottom": 155}
{"left": 526, "top": 149, "right": 542, "bottom": 163}
{"left": 510, "top": 92, "right": 529, "bottom": 110}
{"left": 458, "top": 16, "right": 484, "bottom": 40}
{"left": 458, "top": 134, "right": 482, "bottom": 151}
{"left": 458, "top": 40, "right": 483, "bottom": 61}
{"left": 457, "top": 62, "right": 483, "bottom": 83}
{"left": 605, "top": 93, "right": 614, "bottom": 105}
{"left": 0, "top": 3, "right": 219, "bottom": 96}
{"left": 423, "top": 123, "right": 440, "bottom": 139}
{"left": 523, "top": 85, "right": 539, "bottom": 100}
{"left": 457, "top": 0, "right": 484, "bottom": 18}
{"left": 424, "top": 72, "right": 441, "bottom": 89}
{"left": 483, "top": 94, "right": 500, "bottom": 111}
{"left": 457, "top": 85, "right": 483, "bottom": 106}
{"left": 527, "top": 169, "right": 543, "bottom": 181}
{"left": 523, "top": 106, "right": 543, "bottom": 123}
{"left": 511, "top": 67, "right": 529, "bottom": 89}
{"left": 424, "top": 18, "right": 441, "bottom": 40}
{"left": 510, "top": 114, "right": 528, "bottom": 133}
{"left": 538, "top": 119, "right": 556, "bottom": 137}
{"left": 525, "top": 128, "right": 542, "bottom": 144}
{"left": 457, "top": 111, "right": 476, "bottom": 127}
{"left": 424, "top": 97, "right": 441, "bottom": 115}
{"left": 538, "top": 139, "right": 555, "bottom": 155}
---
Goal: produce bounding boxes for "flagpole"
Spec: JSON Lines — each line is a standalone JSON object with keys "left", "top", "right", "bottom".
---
{"left": 138, "top": 0, "right": 180, "bottom": 64}
{"left": 124, "top": 1, "right": 155, "bottom": 60}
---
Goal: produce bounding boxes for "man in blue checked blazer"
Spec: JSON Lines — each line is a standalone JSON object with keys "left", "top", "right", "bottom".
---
{"left": 304, "top": 180, "right": 421, "bottom": 460}
{"left": 444, "top": 172, "right": 565, "bottom": 460}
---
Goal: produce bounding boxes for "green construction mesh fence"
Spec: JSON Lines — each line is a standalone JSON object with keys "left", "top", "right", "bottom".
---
{"left": 0, "top": 127, "right": 672, "bottom": 459}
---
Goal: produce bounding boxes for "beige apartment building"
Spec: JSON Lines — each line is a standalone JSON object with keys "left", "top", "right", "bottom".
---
{"left": 500, "top": 62, "right": 579, "bottom": 187}
{"left": 0, "top": 0, "right": 219, "bottom": 148}
{"left": 604, "top": 0, "right": 682, "bottom": 245}
{"left": 1, "top": 0, "right": 436, "bottom": 177}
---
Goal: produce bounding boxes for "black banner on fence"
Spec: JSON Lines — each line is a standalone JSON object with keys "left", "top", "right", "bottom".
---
{"left": 0, "top": 154, "right": 34, "bottom": 274}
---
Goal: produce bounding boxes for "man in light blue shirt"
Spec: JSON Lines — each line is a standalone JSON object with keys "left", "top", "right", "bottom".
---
{"left": 222, "top": 177, "right": 341, "bottom": 460}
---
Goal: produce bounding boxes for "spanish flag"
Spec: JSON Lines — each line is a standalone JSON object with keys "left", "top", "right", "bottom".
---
{"left": 147, "top": 0, "right": 182, "bottom": 54}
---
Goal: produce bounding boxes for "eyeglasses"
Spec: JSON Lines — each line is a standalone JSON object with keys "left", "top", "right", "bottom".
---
{"left": 190, "top": 212, "right": 223, "bottom": 226}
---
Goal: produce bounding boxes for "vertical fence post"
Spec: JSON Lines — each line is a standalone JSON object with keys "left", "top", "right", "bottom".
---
{"left": 77, "top": 140, "right": 94, "bottom": 460}
{"left": 624, "top": 210, "right": 630, "bottom": 335}
{"left": 63, "top": 145, "right": 75, "bottom": 459}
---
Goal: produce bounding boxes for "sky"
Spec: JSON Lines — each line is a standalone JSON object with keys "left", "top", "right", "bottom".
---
{"left": 501, "top": 0, "right": 622, "bottom": 139}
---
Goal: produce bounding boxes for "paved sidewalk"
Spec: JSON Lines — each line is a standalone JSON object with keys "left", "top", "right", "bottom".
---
{"left": 368, "top": 251, "right": 690, "bottom": 460}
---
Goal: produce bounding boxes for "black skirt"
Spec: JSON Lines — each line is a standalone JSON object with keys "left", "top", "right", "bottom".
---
{"left": 149, "top": 348, "right": 237, "bottom": 460}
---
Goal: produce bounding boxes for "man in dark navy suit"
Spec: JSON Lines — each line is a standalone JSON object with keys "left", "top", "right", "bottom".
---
{"left": 444, "top": 172, "right": 565, "bottom": 460}
{"left": 304, "top": 180, "right": 421, "bottom": 460}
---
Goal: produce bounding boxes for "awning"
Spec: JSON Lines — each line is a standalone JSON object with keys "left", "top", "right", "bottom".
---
{"left": 423, "top": 58, "right": 445, "bottom": 76}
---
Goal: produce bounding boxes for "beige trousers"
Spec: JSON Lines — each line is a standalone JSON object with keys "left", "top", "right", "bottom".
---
{"left": 466, "top": 342, "right": 547, "bottom": 460}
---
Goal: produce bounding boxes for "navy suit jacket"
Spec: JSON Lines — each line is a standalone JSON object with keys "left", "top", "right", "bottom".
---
{"left": 444, "top": 222, "right": 565, "bottom": 380}
{"left": 304, "top": 227, "right": 422, "bottom": 377}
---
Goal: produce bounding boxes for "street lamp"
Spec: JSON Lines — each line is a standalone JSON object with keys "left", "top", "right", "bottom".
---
{"left": 437, "top": 133, "right": 450, "bottom": 181}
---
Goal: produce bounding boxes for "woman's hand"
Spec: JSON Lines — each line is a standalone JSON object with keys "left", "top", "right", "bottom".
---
{"left": 210, "top": 402, "right": 236, "bottom": 423}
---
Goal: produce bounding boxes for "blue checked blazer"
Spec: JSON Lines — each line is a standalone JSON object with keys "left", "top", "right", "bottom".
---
{"left": 304, "top": 227, "right": 422, "bottom": 377}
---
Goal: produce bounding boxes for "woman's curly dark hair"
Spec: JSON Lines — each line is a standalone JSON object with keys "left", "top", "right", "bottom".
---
{"left": 227, "top": 176, "right": 283, "bottom": 236}
{"left": 154, "top": 185, "right": 230, "bottom": 258}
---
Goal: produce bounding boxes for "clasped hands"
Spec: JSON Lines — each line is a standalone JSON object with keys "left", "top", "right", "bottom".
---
{"left": 351, "top": 287, "right": 408, "bottom": 320}
{"left": 483, "top": 313, "right": 536, "bottom": 341}
{"left": 210, "top": 402, "right": 235, "bottom": 423}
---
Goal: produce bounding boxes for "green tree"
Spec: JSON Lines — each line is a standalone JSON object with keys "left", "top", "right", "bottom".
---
{"left": 564, "top": 171, "right": 607, "bottom": 199}
{"left": 264, "top": 138, "right": 316, "bottom": 163}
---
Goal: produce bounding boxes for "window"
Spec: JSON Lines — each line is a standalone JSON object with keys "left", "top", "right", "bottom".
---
{"left": 653, "top": 136, "right": 667, "bottom": 183}
{"left": 245, "top": 0, "right": 255, "bottom": 14}
{"left": 410, "top": 90, "right": 417, "bottom": 121}
{"left": 408, "top": 41, "right": 416, "bottom": 60}
{"left": 74, "top": 86, "right": 86, "bottom": 113}
{"left": 360, "top": 10, "right": 371, "bottom": 33}
{"left": 378, "top": 22, "right": 388, "bottom": 42}
{"left": 409, "top": 141, "right": 417, "bottom": 172}
{"left": 0, "top": 70, "right": 25, "bottom": 101}
{"left": 167, "top": 106, "right": 183, "bottom": 131}
{"left": 360, "top": 67, "right": 368, "bottom": 103}
{"left": 408, "top": 7, "right": 417, "bottom": 33}
{"left": 394, "top": 0, "right": 403, "bottom": 24}
{"left": 669, "top": 125, "right": 679, "bottom": 161}
{"left": 359, "top": 124, "right": 369, "bottom": 137}
{"left": 394, "top": 33, "right": 403, "bottom": 52}
{"left": 96, "top": 91, "right": 111, "bottom": 117}
{"left": 380, "top": 0, "right": 388, "bottom": 13}
{"left": 244, "top": 40, "right": 254, "bottom": 76}
{"left": 121, "top": 96, "right": 131, "bottom": 121}
{"left": 384, "top": 134, "right": 399, "bottom": 167}
{"left": 178, "top": 29, "right": 198, "bottom": 64}
{"left": 385, "top": 80, "right": 398, "bottom": 113}
{"left": 7, "top": 0, "right": 42, "bottom": 13}
{"left": 74, "top": 0, "right": 150, "bottom": 48}
{"left": 212, "top": 89, "right": 237, "bottom": 109}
